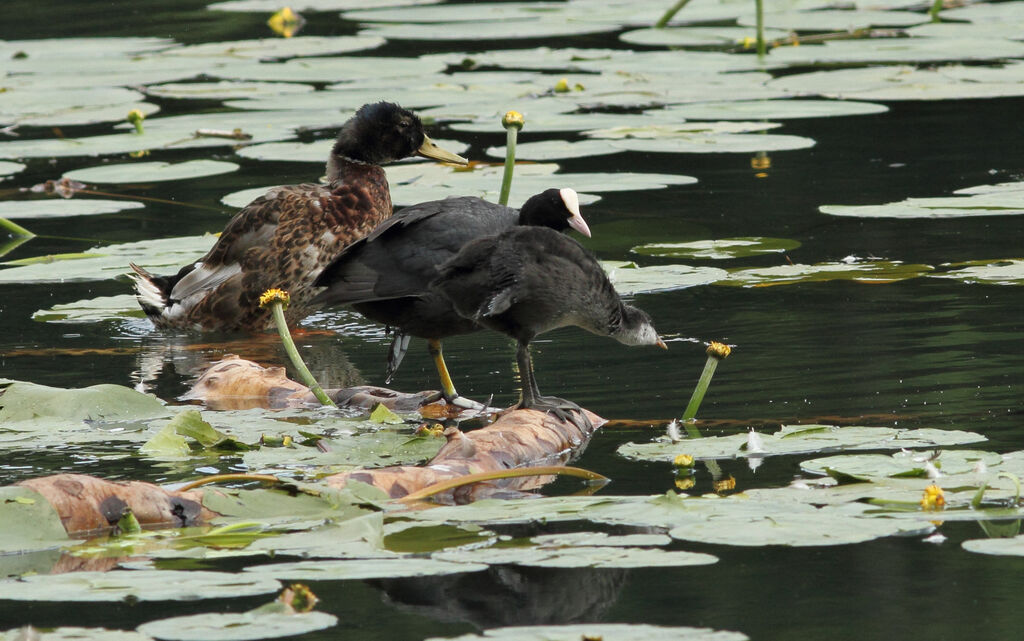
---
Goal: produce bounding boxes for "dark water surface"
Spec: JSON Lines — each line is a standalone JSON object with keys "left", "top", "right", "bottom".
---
{"left": 2, "top": 2, "right": 1023, "bottom": 639}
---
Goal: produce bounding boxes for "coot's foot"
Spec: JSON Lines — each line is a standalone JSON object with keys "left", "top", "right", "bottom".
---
{"left": 519, "top": 395, "right": 593, "bottom": 431}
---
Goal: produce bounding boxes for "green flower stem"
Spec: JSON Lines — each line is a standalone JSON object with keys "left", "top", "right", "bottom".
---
{"left": 268, "top": 302, "right": 336, "bottom": 407}
{"left": 682, "top": 354, "right": 720, "bottom": 421}
{"left": 755, "top": 0, "right": 766, "bottom": 59}
{"left": 498, "top": 111, "right": 523, "bottom": 206}
{"left": 0, "top": 216, "right": 35, "bottom": 238}
{"left": 655, "top": 0, "right": 692, "bottom": 28}
{"left": 929, "top": 0, "right": 943, "bottom": 22}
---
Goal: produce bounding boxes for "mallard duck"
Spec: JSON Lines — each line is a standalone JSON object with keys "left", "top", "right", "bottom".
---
{"left": 431, "top": 225, "right": 666, "bottom": 422}
{"left": 129, "top": 101, "right": 467, "bottom": 332}
{"left": 311, "top": 188, "right": 590, "bottom": 407}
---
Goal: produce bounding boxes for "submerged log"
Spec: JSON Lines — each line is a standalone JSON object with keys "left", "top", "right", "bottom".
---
{"left": 13, "top": 357, "right": 604, "bottom": 535}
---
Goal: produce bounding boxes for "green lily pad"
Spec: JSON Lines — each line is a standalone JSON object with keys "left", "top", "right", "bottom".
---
{"left": 0, "top": 380, "right": 168, "bottom": 425}
{"left": 33, "top": 294, "right": 145, "bottom": 323}
{"left": 908, "top": 21, "right": 1024, "bottom": 41}
{"left": 619, "top": 425, "right": 987, "bottom": 462}
{"left": 159, "top": 35, "right": 384, "bottom": 60}
{"left": 424, "top": 624, "right": 748, "bottom": 641}
{"left": 620, "top": 26, "right": 789, "bottom": 47}
{"left": 485, "top": 139, "right": 623, "bottom": 161}
{"left": 65, "top": 160, "right": 239, "bottom": 184}
{"left": 771, "top": 62, "right": 1024, "bottom": 101}
{"left": 963, "top": 535, "right": 1024, "bottom": 557}
{"left": 603, "top": 261, "right": 729, "bottom": 295}
{"left": 145, "top": 81, "right": 316, "bottom": 100}
{"left": 632, "top": 237, "right": 801, "bottom": 260}
{"left": 0, "top": 233, "right": 214, "bottom": 284}
{"left": 0, "top": 570, "right": 281, "bottom": 602}
{"left": 929, "top": 259, "right": 1024, "bottom": 285}
{"left": 137, "top": 610, "right": 336, "bottom": 641}
{"left": 585, "top": 125, "right": 815, "bottom": 154}
{"left": 0, "top": 199, "right": 145, "bottom": 220}
{"left": 942, "top": 0, "right": 1024, "bottom": 23}
{"left": 434, "top": 544, "right": 717, "bottom": 569}
{"left": 214, "top": 56, "right": 447, "bottom": 83}
{"left": 800, "top": 450, "right": 1003, "bottom": 481}
{"left": 137, "top": 610, "right": 337, "bottom": 641}
{"left": 666, "top": 99, "right": 887, "bottom": 121}
{"left": 210, "top": 0, "right": 442, "bottom": 10}
{"left": 766, "top": 37, "right": 1024, "bottom": 66}
{"left": 529, "top": 531, "right": 671, "bottom": 547}
{"left": 243, "top": 557, "right": 487, "bottom": 580}
{"left": 738, "top": 9, "right": 928, "bottom": 31}
{"left": 0, "top": 487, "right": 73, "bottom": 554}
{"left": 821, "top": 185, "right": 1024, "bottom": 218}
{"left": 0, "top": 162, "right": 24, "bottom": 178}
{"left": 0, "top": 86, "right": 154, "bottom": 126}
{"left": 715, "top": 260, "right": 933, "bottom": 287}
{"left": 0, "top": 629, "right": 151, "bottom": 641}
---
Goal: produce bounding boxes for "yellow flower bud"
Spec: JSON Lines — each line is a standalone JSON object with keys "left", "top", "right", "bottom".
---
{"left": 502, "top": 110, "right": 524, "bottom": 130}
{"left": 706, "top": 341, "right": 732, "bottom": 360}
{"left": 259, "top": 288, "right": 291, "bottom": 309}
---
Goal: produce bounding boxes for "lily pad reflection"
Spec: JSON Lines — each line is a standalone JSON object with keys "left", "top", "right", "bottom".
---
{"left": 632, "top": 237, "right": 801, "bottom": 260}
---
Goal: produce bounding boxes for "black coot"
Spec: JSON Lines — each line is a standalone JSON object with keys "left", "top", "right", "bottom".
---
{"left": 312, "top": 188, "right": 590, "bottom": 407}
{"left": 431, "top": 225, "right": 666, "bottom": 423}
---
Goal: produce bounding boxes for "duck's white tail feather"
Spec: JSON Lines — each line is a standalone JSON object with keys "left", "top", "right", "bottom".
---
{"left": 128, "top": 262, "right": 168, "bottom": 315}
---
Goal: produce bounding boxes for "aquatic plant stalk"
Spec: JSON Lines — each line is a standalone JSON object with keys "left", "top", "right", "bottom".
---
{"left": 177, "top": 473, "right": 281, "bottom": 492}
{"left": 755, "top": 0, "right": 766, "bottom": 58}
{"left": 928, "top": 0, "right": 944, "bottom": 22}
{"left": 498, "top": 110, "right": 524, "bottom": 206}
{"left": 260, "top": 289, "right": 336, "bottom": 407}
{"left": 681, "top": 342, "right": 731, "bottom": 421}
{"left": 655, "top": 0, "right": 693, "bottom": 28}
{"left": 399, "top": 465, "right": 608, "bottom": 502}
{"left": 0, "top": 216, "right": 34, "bottom": 238}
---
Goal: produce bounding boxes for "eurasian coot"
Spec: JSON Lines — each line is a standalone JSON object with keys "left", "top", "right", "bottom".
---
{"left": 431, "top": 225, "right": 666, "bottom": 423}
{"left": 312, "top": 188, "right": 590, "bottom": 407}
{"left": 129, "top": 101, "right": 467, "bottom": 332}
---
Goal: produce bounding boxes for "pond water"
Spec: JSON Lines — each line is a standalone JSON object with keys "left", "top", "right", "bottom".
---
{"left": 1, "top": 0, "right": 1023, "bottom": 639}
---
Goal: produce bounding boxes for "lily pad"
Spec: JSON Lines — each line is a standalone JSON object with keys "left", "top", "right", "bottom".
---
{"left": 765, "top": 37, "right": 1024, "bottom": 66}
{"left": 65, "top": 160, "right": 240, "bottom": 184}
{"left": 821, "top": 186, "right": 1024, "bottom": 218}
{"left": 963, "top": 535, "right": 1024, "bottom": 558}
{"left": 800, "top": 449, "right": 1003, "bottom": 481}
{"left": 585, "top": 125, "right": 816, "bottom": 154}
{"left": 136, "top": 610, "right": 333, "bottom": 638}
{"left": 738, "top": 9, "right": 928, "bottom": 31}
{"left": 666, "top": 99, "right": 887, "bottom": 121}
{"left": 0, "top": 380, "right": 168, "bottom": 425}
{"left": 618, "top": 424, "right": 987, "bottom": 462}
{"left": 603, "top": 261, "right": 729, "bottom": 295}
{"left": 0, "top": 233, "right": 214, "bottom": 284}
{"left": 145, "top": 81, "right": 315, "bottom": 101}
{"left": 632, "top": 237, "right": 801, "bottom": 260}
{"left": 771, "top": 62, "right": 1024, "bottom": 101}
{"left": 0, "top": 87, "right": 154, "bottom": 127}
{"left": 434, "top": 544, "right": 717, "bottom": 569}
{"left": 210, "top": 0, "right": 442, "bottom": 10}
{"left": 137, "top": 610, "right": 337, "bottom": 641}
{"left": 33, "top": 294, "right": 145, "bottom": 323}
{"left": 243, "top": 557, "right": 487, "bottom": 580}
{"left": 214, "top": 56, "right": 447, "bottom": 83}
{"left": 485, "top": 139, "right": 623, "bottom": 161}
{"left": 425, "top": 624, "right": 748, "bottom": 641}
{"left": 620, "top": 26, "right": 789, "bottom": 47}
{"left": 0, "top": 162, "right": 24, "bottom": 178}
{"left": 929, "top": 259, "right": 1024, "bottom": 285}
{"left": 715, "top": 260, "right": 933, "bottom": 287}
{"left": 0, "top": 487, "right": 73, "bottom": 554}
{"left": 0, "top": 570, "right": 281, "bottom": 602}
{"left": 0, "top": 629, "right": 151, "bottom": 641}
{"left": 159, "top": 36, "right": 384, "bottom": 60}
{"left": 0, "top": 199, "right": 144, "bottom": 220}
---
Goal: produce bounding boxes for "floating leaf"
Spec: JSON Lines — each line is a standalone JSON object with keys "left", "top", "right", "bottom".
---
{"left": 620, "top": 26, "right": 789, "bottom": 47}
{"left": 243, "top": 557, "right": 487, "bottom": 580}
{"left": 771, "top": 62, "right": 1024, "bottom": 101}
{"left": 585, "top": 125, "right": 815, "bottom": 154}
{"left": 801, "top": 450, "right": 1002, "bottom": 481}
{"left": 485, "top": 139, "right": 622, "bottom": 161}
{"left": 929, "top": 259, "right": 1024, "bottom": 285}
{"left": 146, "top": 81, "right": 316, "bottom": 100}
{"left": 137, "top": 610, "right": 338, "bottom": 641}
{"left": 434, "top": 544, "right": 717, "bottom": 569}
{"left": 210, "top": 0, "right": 443, "bottom": 10}
{"left": 0, "top": 487, "right": 73, "bottom": 554}
{"left": 0, "top": 199, "right": 144, "bottom": 220}
{"left": 140, "top": 421, "right": 191, "bottom": 458}
{"left": 715, "top": 260, "right": 933, "bottom": 287}
{"left": 0, "top": 161, "right": 24, "bottom": 178}
{"left": 0, "top": 628, "right": 151, "bottom": 641}
{"left": 424, "top": 624, "right": 748, "bottom": 641}
{"left": 214, "top": 56, "right": 447, "bottom": 83}
{"left": 737, "top": 9, "right": 928, "bottom": 31}
{"left": 665, "top": 99, "right": 887, "bottom": 121}
{"left": 360, "top": 21, "right": 618, "bottom": 42}
{"left": 603, "top": 261, "right": 729, "bottom": 295}
{"left": 0, "top": 380, "right": 168, "bottom": 425}
{"left": 631, "top": 237, "right": 801, "bottom": 260}
{"left": 0, "top": 86, "right": 155, "bottom": 127}
{"left": 963, "top": 535, "right": 1024, "bottom": 558}
{"left": 821, "top": 185, "right": 1024, "bottom": 218}
{"left": 0, "top": 570, "right": 281, "bottom": 602}
{"left": 65, "top": 160, "right": 239, "bottom": 184}
{"left": 766, "top": 37, "right": 1024, "bottom": 66}
{"left": 619, "top": 425, "right": 986, "bottom": 462}
{"left": 159, "top": 35, "right": 384, "bottom": 60}
{"left": 0, "top": 234, "right": 214, "bottom": 284}
{"left": 33, "top": 294, "right": 145, "bottom": 323}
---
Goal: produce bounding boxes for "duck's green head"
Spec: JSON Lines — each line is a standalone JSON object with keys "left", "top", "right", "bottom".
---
{"left": 331, "top": 101, "right": 467, "bottom": 167}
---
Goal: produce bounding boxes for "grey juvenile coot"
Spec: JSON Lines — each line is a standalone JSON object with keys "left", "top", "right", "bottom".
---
{"left": 431, "top": 225, "right": 666, "bottom": 422}
{"left": 129, "top": 101, "right": 467, "bottom": 333}
{"left": 311, "top": 188, "right": 590, "bottom": 407}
